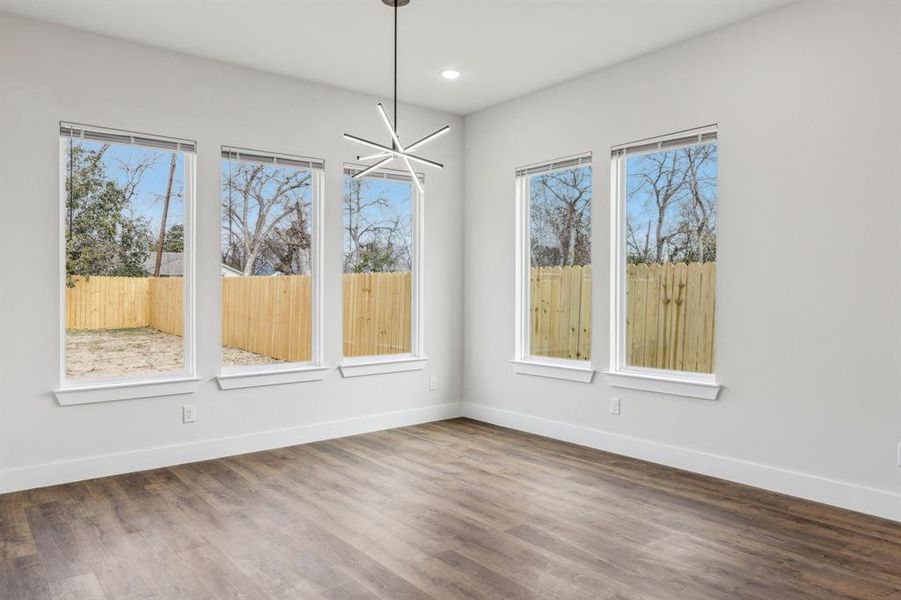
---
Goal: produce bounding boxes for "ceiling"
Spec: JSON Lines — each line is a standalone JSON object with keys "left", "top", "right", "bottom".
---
{"left": 0, "top": 0, "right": 789, "bottom": 115}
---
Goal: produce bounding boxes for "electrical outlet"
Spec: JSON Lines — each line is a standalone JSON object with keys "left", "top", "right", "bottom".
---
{"left": 182, "top": 405, "right": 196, "bottom": 424}
{"left": 429, "top": 376, "right": 438, "bottom": 391}
{"left": 610, "top": 397, "right": 621, "bottom": 416}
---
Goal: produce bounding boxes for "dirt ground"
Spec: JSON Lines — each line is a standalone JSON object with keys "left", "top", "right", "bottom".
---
{"left": 66, "top": 327, "right": 281, "bottom": 380}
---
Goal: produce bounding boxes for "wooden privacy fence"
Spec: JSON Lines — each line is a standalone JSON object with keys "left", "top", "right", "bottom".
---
{"left": 626, "top": 262, "right": 716, "bottom": 373}
{"left": 343, "top": 272, "right": 411, "bottom": 358}
{"left": 530, "top": 266, "right": 592, "bottom": 361}
{"left": 221, "top": 276, "right": 312, "bottom": 362}
{"left": 66, "top": 272, "right": 412, "bottom": 362}
{"left": 66, "top": 276, "right": 182, "bottom": 335}
{"left": 149, "top": 277, "right": 183, "bottom": 336}
{"left": 66, "top": 276, "right": 151, "bottom": 331}
{"left": 68, "top": 265, "right": 712, "bottom": 368}
{"left": 529, "top": 262, "right": 716, "bottom": 372}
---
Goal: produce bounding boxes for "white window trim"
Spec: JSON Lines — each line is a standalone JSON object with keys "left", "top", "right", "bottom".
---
{"left": 601, "top": 368, "right": 720, "bottom": 400}
{"left": 56, "top": 128, "right": 197, "bottom": 405}
{"left": 338, "top": 165, "right": 425, "bottom": 378}
{"left": 217, "top": 365, "right": 328, "bottom": 390}
{"left": 604, "top": 125, "right": 721, "bottom": 400}
{"left": 54, "top": 376, "right": 201, "bottom": 406}
{"left": 512, "top": 153, "right": 595, "bottom": 383}
{"left": 338, "top": 354, "right": 428, "bottom": 378}
{"left": 511, "top": 359, "right": 594, "bottom": 384}
{"left": 215, "top": 151, "right": 327, "bottom": 389}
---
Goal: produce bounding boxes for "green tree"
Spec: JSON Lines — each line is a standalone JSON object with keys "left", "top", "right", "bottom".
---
{"left": 161, "top": 223, "right": 184, "bottom": 252}
{"left": 353, "top": 241, "right": 404, "bottom": 273}
{"left": 65, "top": 143, "right": 151, "bottom": 285}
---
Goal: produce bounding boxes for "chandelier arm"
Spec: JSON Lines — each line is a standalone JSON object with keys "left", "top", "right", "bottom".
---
{"left": 405, "top": 125, "right": 451, "bottom": 152}
{"left": 377, "top": 103, "right": 406, "bottom": 152}
{"left": 376, "top": 105, "right": 449, "bottom": 157}
{"left": 358, "top": 147, "right": 420, "bottom": 162}
{"left": 399, "top": 153, "right": 443, "bottom": 169}
{"left": 343, "top": 134, "right": 396, "bottom": 154}
{"left": 344, "top": 134, "right": 441, "bottom": 168}
{"left": 402, "top": 156, "right": 424, "bottom": 194}
{"left": 357, "top": 151, "right": 393, "bottom": 161}
{"left": 352, "top": 155, "right": 395, "bottom": 179}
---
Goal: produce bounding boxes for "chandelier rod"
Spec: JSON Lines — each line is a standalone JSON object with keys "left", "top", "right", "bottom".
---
{"left": 347, "top": 0, "right": 445, "bottom": 193}
{"left": 393, "top": 0, "right": 398, "bottom": 148}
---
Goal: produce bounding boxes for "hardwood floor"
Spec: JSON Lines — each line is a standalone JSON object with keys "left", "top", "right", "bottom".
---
{"left": 1, "top": 418, "right": 899, "bottom": 599}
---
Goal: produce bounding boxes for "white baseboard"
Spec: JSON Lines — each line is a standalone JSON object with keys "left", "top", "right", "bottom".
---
{"left": 0, "top": 402, "right": 463, "bottom": 494}
{"left": 5, "top": 401, "right": 897, "bottom": 524}
{"left": 461, "top": 402, "right": 901, "bottom": 523}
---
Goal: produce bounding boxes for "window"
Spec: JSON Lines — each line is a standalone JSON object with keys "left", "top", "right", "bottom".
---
{"left": 341, "top": 166, "right": 422, "bottom": 370}
{"left": 60, "top": 123, "right": 195, "bottom": 388}
{"left": 219, "top": 148, "right": 324, "bottom": 378}
{"left": 513, "top": 154, "right": 594, "bottom": 382}
{"left": 607, "top": 126, "right": 720, "bottom": 398}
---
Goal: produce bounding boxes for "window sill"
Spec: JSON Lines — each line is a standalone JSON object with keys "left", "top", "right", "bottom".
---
{"left": 338, "top": 356, "right": 428, "bottom": 378}
{"left": 601, "top": 369, "right": 721, "bottom": 400}
{"left": 511, "top": 359, "right": 595, "bottom": 383}
{"left": 217, "top": 365, "right": 328, "bottom": 390}
{"left": 55, "top": 376, "right": 201, "bottom": 406}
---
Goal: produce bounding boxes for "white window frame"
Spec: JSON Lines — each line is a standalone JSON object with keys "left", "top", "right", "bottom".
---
{"left": 216, "top": 147, "right": 328, "bottom": 390}
{"left": 603, "top": 125, "right": 721, "bottom": 400}
{"left": 55, "top": 123, "right": 199, "bottom": 405}
{"left": 338, "top": 165, "right": 426, "bottom": 378}
{"left": 512, "top": 153, "right": 595, "bottom": 383}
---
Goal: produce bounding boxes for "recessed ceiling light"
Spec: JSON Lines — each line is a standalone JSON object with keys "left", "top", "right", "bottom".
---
{"left": 441, "top": 69, "right": 461, "bottom": 80}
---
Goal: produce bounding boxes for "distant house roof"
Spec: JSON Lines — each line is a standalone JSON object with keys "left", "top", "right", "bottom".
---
{"left": 222, "top": 261, "right": 279, "bottom": 276}
{"left": 145, "top": 252, "right": 183, "bottom": 277}
{"left": 221, "top": 263, "right": 243, "bottom": 277}
{"left": 254, "top": 260, "right": 277, "bottom": 276}
{"left": 146, "top": 253, "right": 281, "bottom": 277}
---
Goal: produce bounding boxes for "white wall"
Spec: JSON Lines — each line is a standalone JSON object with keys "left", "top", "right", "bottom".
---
{"left": 462, "top": 1, "right": 901, "bottom": 520}
{"left": 0, "top": 13, "right": 463, "bottom": 490}
{"left": 1, "top": 2, "right": 899, "bottom": 522}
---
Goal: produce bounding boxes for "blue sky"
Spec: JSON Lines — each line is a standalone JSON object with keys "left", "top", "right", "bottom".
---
{"left": 342, "top": 174, "right": 413, "bottom": 269}
{"left": 343, "top": 175, "right": 412, "bottom": 228}
{"left": 348, "top": 176, "right": 411, "bottom": 216}
{"left": 74, "top": 139, "right": 184, "bottom": 235}
{"left": 626, "top": 144, "right": 717, "bottom": 234}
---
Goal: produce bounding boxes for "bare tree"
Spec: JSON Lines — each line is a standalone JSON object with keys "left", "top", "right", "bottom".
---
{"left": 626, "top": 219, "right": 653, "bottom": 264}
{"left": 221, "top": 163, "right": 312, "bottom": 275}
{"left": 116, "top": 150, "right": 161, "bottom": 205}
{"left": 266, "top": 201, "right": 312, "bottom": 275}
{"left": 681, "top": 144, "right": 717, "bottom": 262}
{"left": 530, "top": 166, "right": 591, "bottom": 267}
{"left": 343, "top": 177, "right": 411, "bottom": 273}
{"left": 627, "top": 150, "right": 689, "bottom": 263}
{"left": 626, "top": 144, "right": 717, "bottom": 264}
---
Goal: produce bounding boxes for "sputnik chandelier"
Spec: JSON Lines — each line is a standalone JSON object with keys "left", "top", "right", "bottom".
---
{"left": 344, "top": 0, "right": 449, "bottom": 192}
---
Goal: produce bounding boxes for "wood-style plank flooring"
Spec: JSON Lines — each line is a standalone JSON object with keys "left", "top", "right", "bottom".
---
{"left": 1, "top": 418, "right": 899, "bottom": 599}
